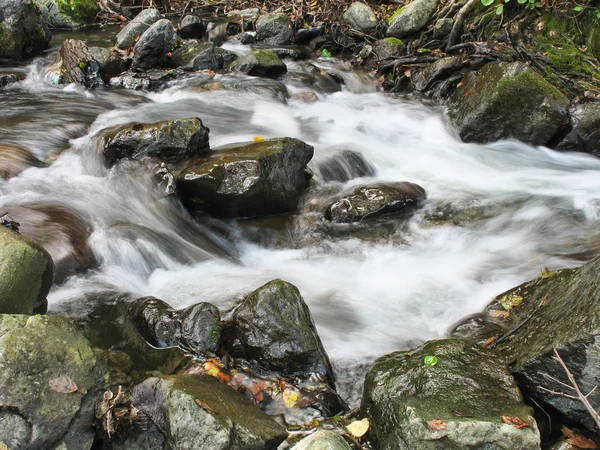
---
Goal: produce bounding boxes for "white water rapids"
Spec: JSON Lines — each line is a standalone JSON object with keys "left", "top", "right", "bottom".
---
{"left": 2, "top": 39, "right": 600, "bottom": 401}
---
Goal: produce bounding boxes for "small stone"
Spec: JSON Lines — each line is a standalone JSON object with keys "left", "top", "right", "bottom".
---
{"left": 343, "top": 2, "right": 378, "bottom": 34}
{"left": 433, "top": 17, "right": 454, "bottom": 39}
{"left": 386, "top": 0, "right": 438, "bottom": 39}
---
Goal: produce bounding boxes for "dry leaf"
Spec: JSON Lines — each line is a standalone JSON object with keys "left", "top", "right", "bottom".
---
{"left": 195, "top": 399, "right": 219, "bottom": 415}
{"left": 482, "top": 336, "right": 498, "bottom": 347}
{"left": 563, "top": 426, "right": 598, "bottom": 449}
{"left": 0, "top": 442, "right": 8, "bottom": 450}
{"left": 346, "top": 418, "right": 370, "bottom": 438}
{"left": 283, "top": 389, "right": 299, "bottom": 408}
{"left": 427, "top": 419, "right": 447, "bottom": 430}
{"left": 49, "top": 374, "right": 79, "bottom": 394}
{"left": 488, "top": 310, "right": 511, "bottom": 320}
{"left": 501, "top": 415, "right": 530, "bottom": 429}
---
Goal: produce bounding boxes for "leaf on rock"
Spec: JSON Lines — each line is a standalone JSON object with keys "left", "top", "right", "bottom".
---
{"left": 499, "top": 295, "right": 523, "bottom": 311}
{"left": 424, "top": 355, "right": 438, "bottom": 366}
{"left": 427, "top": 419, "right": 447, "bottom": 430}
{"left": 283, "top": 389, "right": 299, "bottom": 408}
{"left": 253, "top": 136, "right": 265, "bottom": 142}
{"left": 195, "top": 399, "right": 219, "bottom": 415}
{"left": 482, "top": 336, "right": 498, "bottom": 347}
{"left": 346, "top": 418, "right": 370, "bottom": 437}
{"left": 541, "top": 267, "right": 557, "bottom": 279}
{"left": 501, "top": 415, "right": 530, "bottom": 429}
{"left": 48, "top": 374, "right": 79, "bottom": 394}
{"left": 488, "top": 310, "right": 511, "bottom": 320}
{"left": 563, "top": 426, "right": 598, "bottom": 449}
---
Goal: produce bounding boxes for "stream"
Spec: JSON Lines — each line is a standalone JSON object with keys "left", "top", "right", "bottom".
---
{"left": 2, "top": 27, "right": 600, "bottom": 404}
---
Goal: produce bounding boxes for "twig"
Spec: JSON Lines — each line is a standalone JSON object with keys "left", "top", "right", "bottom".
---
{"left": 490, "top": 306, "right": 540, "bottom": 349}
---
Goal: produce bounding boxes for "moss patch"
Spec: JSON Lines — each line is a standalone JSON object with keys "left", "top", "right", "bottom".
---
{"left": 57, "top": 0, "right": 99, "bottom": 24}
{"left": 388, "top": 6, "right": 406, "bottom": 23}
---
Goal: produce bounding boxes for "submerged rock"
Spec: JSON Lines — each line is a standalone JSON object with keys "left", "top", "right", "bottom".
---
{"left": 230, "top": 49, "right": 287, "bottom": 77}
{"left": 177, "top": 137, "right": 313, "bottom": 218}
{"left": 127, "top": 296, "right": 222, "bottom": 356}
{"left": 256, "top": 13, "right": 294, "bottom": 46}
{"left": 450, "top": 255, "right": 600, "bottom": 433}
{"left": 179, "top": 14, "right": 206, "bottom": 39}
{"left": 315, "top": 149, "right": 376, "bottom": 183}
{"left": 343, "top": 2, "right": 378, "bottom": 34}
{"left": 386, "top": 0, "right": 438, "bottom": 39}
{"left": 0, "top": 315, "right": 107, "bottom": 449}
{"left": 362, "top": 338, "right": 541, "bottom": 449}
{"left": 103, "top": 117, "right": 210, "bottom": 165}
{"left": 292, "top": 430, "right": 352, "bottom": 449}
{"left": 0, "top": 143, "right": 46, "bottom": 179}
{"left": 325, "top": 182, "right": 426, "bottom": 223}
{"left": 223, "top": 279, "right": 336, "bottom": 385}
{"left": 447, "top": 62, "right": 569, "bottom": 146}
{"left": 0, "top": 0, "right": 52, "bottom": 60}
{"left": 171, "top": 40, "right": 222, "bottom": 72}
{"left": 131, "top": 18, "right": 176, "bottom": 70}
{"left": 128, "top": 375, "right": 288, "bottom": 449}
{"left": 116, "top": 8, "right": 162, "bottom": 50}
{"left": 0, "top": 73, "right": 19, "bottom": 88}
{"left": 0, "top": 225, "right": 53, "bottom": 314}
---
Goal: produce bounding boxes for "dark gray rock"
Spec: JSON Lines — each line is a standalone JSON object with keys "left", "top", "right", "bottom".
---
{"left": 177, "top": 137, "right": 313, "bottom": 218}
{"left": 103, "top": 117, "right": 210, "bottom": 165}
{"left": 131, "top": 18, "right": 176, "bottom": 70}
{"left": 0, "top": 0, "right": 51, "bottom": 59}
{"left": 88, "top": 46, "right": 126, "bottom": 79}
{"left": 179, "top": 15, "right": 206, "bottom": 39}
{"left": 294, "top": 25, "right": 325, "bottom": 44}
{"left": 230, "top": 49, "right": 287, "bottom": 77}
{"left": 386, "top": 0, "right": 438, "bottom": 39}
{"left": 343, "top": 2, "right": 378, "bottom": 34}
{"left": 116, "top": 8, "right": 162, "bottom": 49}
{"left": 362, "top": 338, "right": 541, "bottom": 449}
{"left": 447, "top": 62, "right": 570, "bottom": 146}
{"left": 224, "top": 279, "right": 336, "bottom": 384}
{"left": 0, "top": 73, "right": 19, "bottom": 88}
{"left": 411, "top": 56, "right": 463, "bottom": 93}
{"left": 127, "top": 296, "right": 222, "bottom": 356}
{"left": 256, "top": 13, "right": 294, "bottom": 46}
{"left": 171, "top": 40, "right": 222, "bottom": 72}
{"left": 557, "top": 102, "right": 600, "bottom": 154}
{"left": 325, "top": 182, "right": 426, "bottom": 223}
{"left": 315, "top": 149, "right": 375, "bottom": 183}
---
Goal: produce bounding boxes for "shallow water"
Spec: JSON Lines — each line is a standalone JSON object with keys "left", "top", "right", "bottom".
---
{"left": 2, "top": 29, "right": 600, "bottom": 403}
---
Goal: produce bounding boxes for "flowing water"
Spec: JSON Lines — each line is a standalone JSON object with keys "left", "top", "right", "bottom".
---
{"left": 2, "top": 29, "right": 600, "bottom": 403}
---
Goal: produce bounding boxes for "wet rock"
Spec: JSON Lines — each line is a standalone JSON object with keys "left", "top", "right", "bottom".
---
{"left": 343, "top": 2, "right": 378, "bottom": 34}
{"left": 109, "top": 68, "right": 187, "bottom": 91}
{"left": 88, "top": 46, "right": 126, "bottom": 79}
{"left": 216, "top": 47, "right": 238, "bottom": 66}
{"left": 450, "top": 255, "right": 600, "bottom": 433}
{"left": 0, "top": 225, "right": 53, "bottom": 314}
{"left": 3, "top": 203, "right": 95, "bottom": 284}
{"left": 262, "top": 45, "right": 313, "bottom": 61}
{"left": 256, "top": 13, "right": 294, "bottom": 46}
{"left": 0, "top": 0, "right": 52, "bottom": 60}
{"left": 116, "top": 8, "right": 162, "bottom": 50}
{"left": 315, "top": 149, "right": 375, "bottom": 183}
{"left": 171, "top": 40, "right": 222, "bottom": 72}
{"left": 127, "top": 296, "right": 222, "bottom": 356}
{"left": 292, "top": 430, "right": 352, "bottom": 449}
{"left": 177, "top": 137, "right": 313, "bottom": 218}
{"left": 448, "top": 62, "right": 570, "bottom": 146}
{"left": 283, "top": 70, "right": 341, "bottom": 94}
{"left": 411, "top": 56, "right": 463, "bottom": 93}
{"left": 325, "top": 182, "right": 426, "bottom": 223}
{"left": 294, "top": 25, "right": 325, "bottom": 44}
{"left": 386, "top": 0, "right": 438, "bottom": 39}
{"left": 0, "top": 143, "right": 46, "bottom": 179}
{"left": 362, "top": 338, "right": 541, "bottom": 449}
{"left": 234, "top": 32, "right": 256, "bottom": 45}
{"left": 33, "top": 0, "right": 98, "bottom": 29}
{"left": 179, "top": 14, "right": 206, "bottom": 39}
{"left": 0, "top": 73, "right": 19, "bottom": 88}
{"left": 557, "top": 102, "right": 600, "bottom": 154}
{"left": 230, "top": 49, "right": 287, "bottom": 77}
{"left": 103, "top": 117, "right": 210, "bottom": 165}
{"left": 366, "top": 37, "right": 406, "bottom": 64}
{"left": 59, "top": 39, "right": 103, "bottom": 88}
{"left": 128, "top": 375, "right": 288, "bottom": 449}
{"left": 0, "top": 315, "right": 107, "bottom": 449}
{"left": 433, "top": 17, "right": 454, "bottom": 39}
{"left": 229, "top": 77, "right": 291, "bottom": 101}
{"left": 223, "top": 279, "right": 336, "bottom": 384}
{"left": 131, "top": 18, "right": 176, "bottom": 70}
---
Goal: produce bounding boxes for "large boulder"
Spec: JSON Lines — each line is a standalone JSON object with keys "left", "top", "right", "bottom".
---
{"left": 131, "top": 18, "right": 176, "bottom": 70}
{"left": 171, "top": 40, "right": 222, "bottom": 72}
{"left": 0, "top": 315, "right": 107, "bottom": 449}
{"left": 450, "top": 255, "right": 600, "bottom": 433}
{"left": 343, "top": 2, "right": 378, "bottom": 34}
{"left": 0, "top": 225, "right": 53, "bottom": 314}
{"left": 223, "top": 279, "right": 336, "bottom": 385}
{"left": 325, "top": 182, "right": 426, "bottom": 223}
{"left": 255, "top": 13, "right": 294, "bottom": 46}
{"left": 292, "top": 430, "right": 352, "bottom": 450}
{"left": 115, "top": 8, "right": 161, "bottom": 49}
{"left": 557, "top": 102, "right": 600, "bottom": 154}
{"left": 362, "top": 338, "right": 541, "bottom": 449}
{"left": 447, "top": 62, "right": 570, "bottom": 146}
{"left": 386, "top": 0, "right": 438, "bottom": 39}
{"left": 230, "top": 49, "right": 287, "bottom": 77}
{"left": 127, "top": 375, "right": 288, "bottom": 449}
{"left": 33, "top": 0, "right": 98, "bottom": 28}
{"left": 103, "top": 117, "right": 210, "bottom": 165}
{"left": 127, "top": 296, "right": 222, "bottom": 356}
{"left": 0, "top": 0, "right": 52, "bottom": 60}
{"left": 177, "top": 137, "right": 313, "bottom": 218}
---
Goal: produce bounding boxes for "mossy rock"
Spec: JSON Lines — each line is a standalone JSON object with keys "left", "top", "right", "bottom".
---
{"left": 56, "top": 0, "right": 98, "bottom": 24}
{"left": 362, "top": 338, "right": 541, "bottom": 449}
{"left": 230, "top": 49, "right": 287, "bottom": 77}
{"left": 0, "top": 0, "right": 52, "bottom": 59}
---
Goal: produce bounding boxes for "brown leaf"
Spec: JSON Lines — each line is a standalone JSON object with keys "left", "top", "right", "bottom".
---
{"left": 482, "top": 336, "right": 498, "bottom": 347}
{"left": 195, "top": 399, "right": 219, "bottom": 415}
{"left": 501, "top": 415, "right": 530, "bottom": 429}
{"left": 427, "top": 419, "right": 447, "bottom": 430}
{"left": 563, "top": 427, "right": 598, "bottom": 449}
{"left": 48, "top": 374, "right": 79, "bottom": 394}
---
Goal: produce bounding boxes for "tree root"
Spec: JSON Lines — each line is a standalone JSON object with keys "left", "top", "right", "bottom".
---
{"left": 446, "top": 0, "right": 479, "bottom": 51}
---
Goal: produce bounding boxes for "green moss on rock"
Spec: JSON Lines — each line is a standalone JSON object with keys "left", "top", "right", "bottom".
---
{"left": 56, "top": 0, "right": 98, "bottom": 24}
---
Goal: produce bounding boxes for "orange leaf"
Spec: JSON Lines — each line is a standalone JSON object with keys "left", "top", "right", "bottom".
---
{"left": 195, "top": 399, "right": 219, "bottom": 415}
{"left": 427, "top": 419, "right": 447, "bottom": 431}
{"left": 48, "top": 374, "right": 79, "bottom": 394}
{"left": 563, "top": 427, "right": 598, "bottom": 449}
{"left": 482, "top": 336, "right": 498, "bottom": 347}
{"left": 501, "top": 416, "right": 530, "bottom": 429}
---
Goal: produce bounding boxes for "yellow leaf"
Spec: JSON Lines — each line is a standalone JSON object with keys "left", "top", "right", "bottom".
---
{"left": 0, "top": 442, "right": 8, "bottom": 450}
{"left": 346, "top": 418, "right": 370, "bottom": 438}
{"left": 283, "top": 389, "right": 299, "bottom": 408}
{"left": 253, "top": 136, "right": 265, "bottom": 142}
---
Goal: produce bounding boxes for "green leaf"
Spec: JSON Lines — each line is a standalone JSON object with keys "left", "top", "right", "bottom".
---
{"left": 517, "top": 0, "right": 527, "bottom": 4}
{"left": 481, "top": 0, "right": 494, "bottom": 6}
{"left": 417, "top": 48, "right": 432, "bottom": 53}
{"left": 499, "top": 294, "right": 524, "bottom": 311}
{"left": 496, "top": 4, "right": 504, "bottom": 14}
{"left": 574, "top": 5, "right": 583, "bottom": 11}
{"left": 596, "top": 11, "right": 600, "bottom": 18}
{"left": 320, "top": 48, "right": 332, "bottom": 57}
{"left": 424, "top": 355, "right": 438, "bottom": 366}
